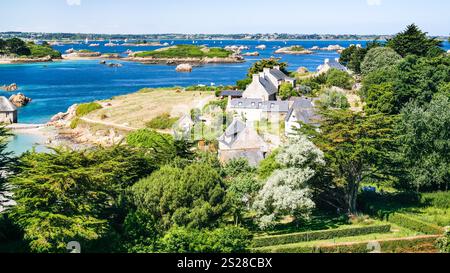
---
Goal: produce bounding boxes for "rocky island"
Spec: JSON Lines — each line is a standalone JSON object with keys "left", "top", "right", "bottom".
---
{"left": 125, "top": 44, "right": 244, "bottom": 64}
{"left": 275, "top": 46, "right": 314, "bottom": 55}
{"left": 0, "top": 38, "right": 62, "bottom": 64}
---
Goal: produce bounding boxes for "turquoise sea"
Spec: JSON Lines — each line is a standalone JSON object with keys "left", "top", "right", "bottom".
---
{"left": 1, "top": 40, "right": 449, "bottom": 154}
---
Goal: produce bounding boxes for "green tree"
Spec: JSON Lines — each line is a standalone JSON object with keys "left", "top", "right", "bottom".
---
{"left": 360, "top": 47, "right": 402, "bottom": 75}
{"left": 159, "top": 226, "right": 252, "bottom": 253}
{"left": 226, "top": 173, "right": 261, "bottom": 225}
{"left": 278, "top": 82, "right": 295, "bottom": 100}
{"left": 300, "top": 110, "right": 396, "bottom": 214}
{"left": 339, "top": 41, "right": 381, "bottom": 74}
{"left": 395, "top": 94, "right": 450, "bottom": 192}
{"left": 9, "top": 146, "right": 154, "bottom": 253}
{"left": 362, "top": 55, "right": 450, "bottom": 114}
{"left": 0, "top": 126, "right": 15, "bottom": 209}
{"left": 318, "top": 89, "right": 350, "bottom": 109}
{"left": 387, "top": 24, "right": 443, "bottom": 57}
{"left": 325, "top": 69, "right": 353, "bottom": 89}
{"left": 130, "top": 163, "right": 228, "bottom": 231}
{"left": 5, "top": 38, "right": 31, "bottom": 56}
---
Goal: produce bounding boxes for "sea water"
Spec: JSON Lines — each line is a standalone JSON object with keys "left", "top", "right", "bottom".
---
{"left": 1, "top": 40, "right": 449, "bottom": 154}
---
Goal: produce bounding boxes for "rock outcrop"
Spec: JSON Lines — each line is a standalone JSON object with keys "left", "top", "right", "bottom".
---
{"left": 296, "top": 67, "right": 309, "bottom": 74}
{"left": 0, "top": 83, "right": 18, "bottom": 92}
{"left": 242, "top": 52, "right": 260, "bottom": 56}
{"left": 48, "top": 104, "right": 78, "bottom": 127}
{"left": 275, "top": 46, "right": 313, "bottom": 55}
{"left": 9, "top": 93, "right": 32, "bottom": 107}
{"left": 176, "top": 63, "right": 193, "bottom": 72}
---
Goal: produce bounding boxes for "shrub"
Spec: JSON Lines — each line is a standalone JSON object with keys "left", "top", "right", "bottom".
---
{"left": 318, "top": 89, "right": 350, "bottom": 109}
{"left": 70, "top": 118, "right": 81, "bottom": 129}
{"left": 252, "top": 224, "right": 391, "bottom": 248}
{"left": 325, "top": 69, "right": 353, "bottom": 89}
{"left": 145, "top": 113, "right": 179, "bottom": 130}
{"left": 388, "top": 213, "right": 444, "bottom": 235}
{"left": 421, "top": 192, "right": 450, "bottom": 209}
{"left": 255, "top": 235, "right": 439, "bottom": 253}
{"left": 76, "top": 102, "right": 102, "bottom": 117}
{"left": 360, "top": 47, "right": 402, "bottom": 75}
{"left": 160, "top": 226, "right": 253, "bottom": 253}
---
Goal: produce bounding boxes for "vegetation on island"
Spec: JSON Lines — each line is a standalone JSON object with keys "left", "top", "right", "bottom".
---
{"left": 0, "top": 38, "right": 61, "bottom": 59}
{"left": 133, "top": 44, "right": 233, "bottom": 59}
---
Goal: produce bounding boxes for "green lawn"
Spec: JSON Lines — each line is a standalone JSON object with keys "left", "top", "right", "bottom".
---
{"left": 134, "top": 45, "right": 232, "bottom": 58}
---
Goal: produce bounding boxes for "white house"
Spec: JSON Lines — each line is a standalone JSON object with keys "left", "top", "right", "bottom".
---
{"left": 285, "top": 97, "right": 319, "bottom": 136}
{"left": 0, "top": 96, "right": 17, "bottom": 124}
{"left": 227, "top": 98, "right": 289, "bottom": 123}
{"left": 218, "top": 118, "right": 269, "bottom": 166}
{"left": 316, "top": 58, "right": 348, "bottom": 74}
{"left": 242, "top": 66, "right": 295, "bottom": 101}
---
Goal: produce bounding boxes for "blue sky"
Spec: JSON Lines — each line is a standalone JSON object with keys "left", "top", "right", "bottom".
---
{"left": 0, "top": 0, "right": 449, "bottom": 35}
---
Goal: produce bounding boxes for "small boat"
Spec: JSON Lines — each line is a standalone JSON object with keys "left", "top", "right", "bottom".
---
{"left": 89, "top": 43, "right": 100, "bottom": 47}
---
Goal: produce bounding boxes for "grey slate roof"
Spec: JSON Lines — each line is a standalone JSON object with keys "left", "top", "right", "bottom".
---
{"left": 0, "top": 96, "right": 16, "bottom": 112}
{"left": 220, "top": 90, "right": 243, "bottom": 97}
{"left": 224, "top": 119, "right": 246, "bottom": 137}
{"left": 258, "top": 77, "right": 278, "bottom": 95}
{"left": 269, "top": 69, "right": 294, "bottom": 81}
{"left": 286, "top": 97, "right": 320, "bottom": 125}
{"left": 317, "top": 58, "right": 348, "bottom": 72}
{"left": 229, "top": 99, "right": 289, "bottom": 113}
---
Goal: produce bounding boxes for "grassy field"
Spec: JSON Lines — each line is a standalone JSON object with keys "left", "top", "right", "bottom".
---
{"left": 134, "top": 45, "right": 232, "bottom": 58}
{"left": 82, "top": 88, "right": 215, "bottom": 129}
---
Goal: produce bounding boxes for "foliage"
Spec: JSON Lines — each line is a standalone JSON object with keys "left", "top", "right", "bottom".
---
{"left": 130, "top": 163, "right": 228, "bottom": 231}
{"left": 362, "top": 55, "right": 450, "bottom": 114}
{"left": 325, "top": 69, "right": 353, "bottom": 89}
{"left": 226, "top": 173, "right": 262, "bottom": 225}
{"left": 339, "top": 41, "right": 381, "bottom": 73}
{"left": 27, "top": 42, "right": 62, "bottom": 58}
{"left": 256, "top": 235, "right": 437, "bottom": 253}
{"left": 387, "top": 24, "right": 444, "bottom": 57}
{"left": 253, "top": 135, "right": 324, "bottom": 229}
{"left": 76, "top": 102, "right": 103, "bottom": 117}
{"left": 394, "top": 94, "right": 450, "bottom": 192}
{"left": 223, "top": 158, "right": 255, "bottom": 178}
{"left": 300, "top": 110, "right": 396, "bottom": 214}
{"left": 0, "top": 38, "right": 30, "bottom": 56}
{"left": 257, "top": 150, "right": 281, "bottom": 180}
{"left": 278, "top": 82, "right": 295, "bottom": 100}
{"left": 160, "top": 226, "right": 252, "bottom": 253}
{"left": 253, "top": 224, "right": 391, "bottom": 248}
{"left": 360, "top": 47, "right": 402, "bottom": 75}
{"left": 317, "top": 89, "right": 350, "bottom": 109}
{"left": 0, "top": 126, "right": 15, "bottom": 209}
{"left": 9, "top": 146, "right": 155, "bottom": 253}
{"left": 121, "top": 210, "right": 161, "bottom": 253}
{"left": 388, "top": 213, "right": 444, "bottom": 235}
{"left": 436, "top": 227, "right": 450, "bottom": 253}
{"left": 126, "top": 129, "right": 193, "bottom": 164}
{"left": 145, "top": 113, "right": 179, "bottom": 130}
{"left": 134, "top": 45, "right": 232, "bottom": 58}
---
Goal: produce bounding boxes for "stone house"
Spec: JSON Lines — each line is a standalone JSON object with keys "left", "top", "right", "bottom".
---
{"left": 0, "top": 96, "right": 17, "bottom": 124}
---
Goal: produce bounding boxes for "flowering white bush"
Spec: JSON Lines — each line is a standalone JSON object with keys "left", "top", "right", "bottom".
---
{"left": 254, "top": 135, "right": 324, "bottom": 229}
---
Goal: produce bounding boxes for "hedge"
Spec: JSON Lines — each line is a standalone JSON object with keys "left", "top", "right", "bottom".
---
{"left": 388, "top": 213, "right": 444, "bottom": 235}
{"left": 254, "top": 235, "right": 440, "bottom": 253}
{"left": 253, "top": 224, "right": 391, "bottom": 248}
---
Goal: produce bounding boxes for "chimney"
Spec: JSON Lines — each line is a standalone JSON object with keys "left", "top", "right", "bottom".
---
{"left": 259, "top": 72, "right": 265, "bottom": 79}
{"left": 324, "top": 58, "right": 330, "bottom": 64}
{"left": 253, "top": 74, "right": 260, "bottom": 82}
{"left": 335, "top": 58, "right": 340, "bottom": 62}
{"left": 263, "top": 67, "right": 271, "bottom": 75}
{"left": 273, "top": 65, "right": 280, "bottom": 71}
